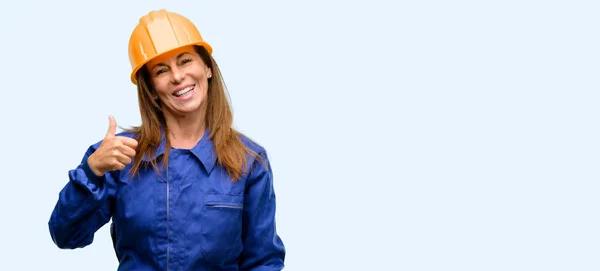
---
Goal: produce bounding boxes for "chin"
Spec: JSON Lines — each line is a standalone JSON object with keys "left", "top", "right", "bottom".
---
{"left": 174, "top": 101, "right": 205, "bottom": 114}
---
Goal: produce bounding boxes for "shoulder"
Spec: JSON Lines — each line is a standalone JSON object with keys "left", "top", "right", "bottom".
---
{"left": 236, "top": 133, "right": 273, "bottom": 187}
{"left": 236, "top": 132, "right": 272, "bottom": 175}
{"left": 237, "top": 132, "right": 267, "bottom": 156}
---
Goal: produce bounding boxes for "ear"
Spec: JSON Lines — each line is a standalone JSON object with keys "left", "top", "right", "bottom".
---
{"left": 206, "top": 67, "right": 212, "bottom": 79}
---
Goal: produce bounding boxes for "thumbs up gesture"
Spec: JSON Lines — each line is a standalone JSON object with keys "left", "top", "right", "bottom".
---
{"left": 87, "top": 115, "right": 139, "bottom": 176}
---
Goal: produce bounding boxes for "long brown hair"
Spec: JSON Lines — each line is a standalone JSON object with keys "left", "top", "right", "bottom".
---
{"left": 125, "top": 45, "right": 260, "bottom": 182}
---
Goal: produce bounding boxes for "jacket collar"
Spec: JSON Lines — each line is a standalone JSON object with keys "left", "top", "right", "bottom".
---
{"left": 142, "top": 128, "right": 217, "bottom": 173}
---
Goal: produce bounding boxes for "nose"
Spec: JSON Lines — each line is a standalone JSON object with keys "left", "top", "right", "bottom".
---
{"left": 170, "top": 66, "right": 185, "bottom": 84}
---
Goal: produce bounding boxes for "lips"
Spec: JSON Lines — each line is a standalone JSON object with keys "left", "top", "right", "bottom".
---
{"left": 173, "top": 84, "right": 195, "bottom": 97}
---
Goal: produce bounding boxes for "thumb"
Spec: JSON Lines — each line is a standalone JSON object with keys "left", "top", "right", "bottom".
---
{"left": 106, "top": 115, "right": 117, "bottom": 138}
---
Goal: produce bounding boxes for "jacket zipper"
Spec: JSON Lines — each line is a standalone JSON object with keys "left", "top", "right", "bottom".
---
{"left": 166, "top": 166, "right": 170, "bottom": 271}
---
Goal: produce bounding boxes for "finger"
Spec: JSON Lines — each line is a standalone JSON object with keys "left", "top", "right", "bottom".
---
{"left": 105, "top": 115, "right": 117, "bottom": 138}
{"left": 119, "top": 145, "right": 137, "bottom": 158}
{"left": 113, "top": 162, "right": 126, "bottom": 171}
{"left": 117, "top": 136, "right": 138, "bottom": 148}
{"left": 115, "top": 153, "right": 132, "bottom": 165}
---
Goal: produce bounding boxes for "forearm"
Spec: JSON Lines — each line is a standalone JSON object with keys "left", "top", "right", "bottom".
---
{"left": 48, "top": 159, "right": 112, "bottom": 249}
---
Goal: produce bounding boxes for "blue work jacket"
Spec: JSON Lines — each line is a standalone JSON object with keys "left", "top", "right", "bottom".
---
{"left": 48, "top": 129, "right": 285, "bottom": 270}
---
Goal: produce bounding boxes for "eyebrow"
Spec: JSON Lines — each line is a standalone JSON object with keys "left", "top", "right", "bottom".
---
{"left": 152, "top": 52, "right": 193, "bottom": 69}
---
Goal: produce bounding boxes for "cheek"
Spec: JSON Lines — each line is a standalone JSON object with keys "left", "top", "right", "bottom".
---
{"left": 200, "top": 80, "right": 209, "bottom": 95}
{"left": 151, "top": 79, "right": 171, "bottom": 96}
{"left": 190, "top": 64, "right": 209, "bottom": 80}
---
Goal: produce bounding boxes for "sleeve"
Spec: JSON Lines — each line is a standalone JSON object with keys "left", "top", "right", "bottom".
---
{"left": 48, "top": 144, "right": 117, "bottom": 249}
{"left": 239, "top": 150, "right": 286, "bottom": 271}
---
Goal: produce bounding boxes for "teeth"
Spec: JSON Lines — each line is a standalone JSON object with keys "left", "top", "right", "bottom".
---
{"left": 175, "top": 86, "right": 194, "bottom": 96}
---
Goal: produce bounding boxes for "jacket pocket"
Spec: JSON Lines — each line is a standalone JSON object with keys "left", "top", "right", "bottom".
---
{"left": 201, "top": 194, "right": 244, "bottom": 264}
{"left": 205, "top": 194, "right": 244, "bottom": 209}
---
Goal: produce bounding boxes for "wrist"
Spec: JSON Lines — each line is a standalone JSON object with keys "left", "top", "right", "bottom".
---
{"left": 87, "top": 156, "right": 103, "bottom": 177}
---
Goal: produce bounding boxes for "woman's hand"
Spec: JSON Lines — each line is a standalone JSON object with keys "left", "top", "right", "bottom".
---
{"left": 87, "top": 115, "right": 138, "bottom": 176}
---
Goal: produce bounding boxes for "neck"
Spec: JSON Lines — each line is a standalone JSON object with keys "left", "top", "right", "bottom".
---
{"left": 163, "top": 107, "right": 207, "bottom": 149}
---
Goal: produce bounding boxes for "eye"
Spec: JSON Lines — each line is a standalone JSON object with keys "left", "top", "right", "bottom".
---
{"left": 180, "top": 58, "right": 192, "bottom": 65}
{"left": 155, "top": 68, "right": 168, "bottom": 76}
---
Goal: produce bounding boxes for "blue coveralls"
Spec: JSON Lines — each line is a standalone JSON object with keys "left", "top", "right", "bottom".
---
{"left": 48, "top": 129, "right": 285, "bottom": 270}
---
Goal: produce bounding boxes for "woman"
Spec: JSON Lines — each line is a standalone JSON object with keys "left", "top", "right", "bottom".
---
{"left": 48, "top": 9, "right": 286, "bottom": 271}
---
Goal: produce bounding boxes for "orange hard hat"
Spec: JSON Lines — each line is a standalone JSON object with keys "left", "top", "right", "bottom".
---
{"left": 128, "top": 10, "right": 213, "bottom": 85}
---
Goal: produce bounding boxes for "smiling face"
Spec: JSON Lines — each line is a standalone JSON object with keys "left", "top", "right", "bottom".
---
{"left": 146, "top": 45, "right": 212, "bottom": 117}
